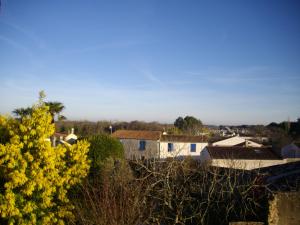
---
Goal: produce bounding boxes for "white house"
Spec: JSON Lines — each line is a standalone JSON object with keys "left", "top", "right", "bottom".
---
{"left": 52, "top": 128, "right": 78, "bottom": 146}
{"left": 159, "top": 135, "right": 208, "bottom": 159}
{"left": 212, "top": 136, "right": 262, "bottom": 147}
{"left": 200, "top": 146, "right": 284, "bottom": 170}
{"left": 112, "top": 130, "right": 208, "bottom": 160}
{"left": 64, "top": 128, "right": 78, "bottom": 144}
{"left": 219, "top": 126, "right": 236, "bottom": 137}
{"left": 112, "top": 130, "right": 161, "bottom": 160}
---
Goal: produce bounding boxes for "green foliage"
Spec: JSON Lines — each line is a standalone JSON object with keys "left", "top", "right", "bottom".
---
{"left": 12, "top": 107, "right": 33, "bottom": 118}
{"left": 0, "top": 95, "right": 90, "bottom": 224}
{"left": 166, "top": 126, "right": 182, "bottom": 135}
{"left": 45, "top": 101, "right": 66, "bottom": 122}
{"left": 88, "top": 134, "right": 124, "bottom": 176}
{"left": 13, "top": 100, "right": 66, "bottom": 123}
{"left": 174, "top": 116, "right": 203, "bottom": 135}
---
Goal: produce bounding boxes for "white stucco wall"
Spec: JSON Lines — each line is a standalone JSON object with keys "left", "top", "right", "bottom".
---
{"left": 212, "top": 136, "right": 262, "bottom": 147}
{"left": 245, "top": 140, "right": 263, "bottom": 147}
{"left": 159, "top": 142, "right": 208, "bottom": 159}
{"left": 200, "top": 147, "right": 300, "bottom": 170}
{"left": 65, "top": 133, "right": 77, "bottom": 141}
{"left": 120, "top": 139, "right": 159, "bottom": 159}
{"left": 199, "top": 147, "right": 211, "bottom": 163}
{"left": 209, "top": 159, "right": 286, "bottom": 170}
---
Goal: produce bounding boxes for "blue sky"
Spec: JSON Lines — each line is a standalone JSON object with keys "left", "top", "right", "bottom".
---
{"left": 0, "top": 0, "right": 299, "bottom": 125}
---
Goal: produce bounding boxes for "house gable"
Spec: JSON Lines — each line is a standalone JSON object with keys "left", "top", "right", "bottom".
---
{"left": 212, "top": 136, "right": 262, "bottom": 147}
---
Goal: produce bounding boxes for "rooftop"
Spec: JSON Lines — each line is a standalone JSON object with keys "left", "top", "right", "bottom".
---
{"left": 54, "top": 132, "right": 68, "bottom": 138}
{"left": 112, "top": 130, "right": 209, "bottom": 142}
{"left": 112, "top": 130, "right": 161, "bottom": 140}
{"left": 206, "top": 146, "right": 281, "bottom": 160}
{"left": 160, "top": 134, "right": 208, "bottom": 143}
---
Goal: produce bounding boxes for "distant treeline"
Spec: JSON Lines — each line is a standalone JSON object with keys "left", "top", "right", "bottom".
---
{"left": 55, "top": 120, "right": 173, "bottom": 137}
{"left": 267, "top": 119, "right": 300, "bottom": 139}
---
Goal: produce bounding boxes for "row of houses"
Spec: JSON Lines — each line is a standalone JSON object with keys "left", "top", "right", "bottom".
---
{"left": 112, "top": 130, "right": 208, "bottom": 159}
{"left": 49, "top": 128, "right": 300, "bottom": 170}
{"left": 112, "top": 130, "right": 300, "bottom": 170}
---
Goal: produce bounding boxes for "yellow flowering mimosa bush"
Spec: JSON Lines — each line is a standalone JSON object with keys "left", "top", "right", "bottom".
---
{"left": 0, "top": 94, "right": 90, "bottom": 225}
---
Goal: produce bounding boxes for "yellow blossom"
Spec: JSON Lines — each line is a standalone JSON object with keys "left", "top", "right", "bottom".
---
{"left": 0, "top": 94, "right": 90, "bottom": 224}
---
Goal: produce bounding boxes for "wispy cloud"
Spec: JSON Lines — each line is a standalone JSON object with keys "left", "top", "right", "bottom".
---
{"left": 0, "top": 20, "right": 47, "bottom": 49}
{"left": 138, "top": 69, "right": 164, "bottom": 87}
{"left": 0, "top": 34, "right": 33, "bottom": 57}
{"left": 59, "top": 39, "right": 152, "bottom": 55}
{"left": 139, "top": 70, "right": 163, "bottom": 86}
{"left": 184, "top": 66, "right": 300, "bottom": 85}
{"left": 0, "top": 34, "right": 46, "bottom": 68}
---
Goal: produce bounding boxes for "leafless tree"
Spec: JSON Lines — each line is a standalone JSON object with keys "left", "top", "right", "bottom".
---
{"left": 72, "top": 157, "right": 271, "bottom": 225}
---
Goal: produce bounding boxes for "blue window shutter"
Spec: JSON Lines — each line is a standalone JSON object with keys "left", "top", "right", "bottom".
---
{"left": 168, "top": 143, "right": 173, "bottom": 152}
{"left": 190, "top": 143, "right": 196, "bottom": 152}
{"left": 139, "top": 140, "right": 146, "bottom": 150}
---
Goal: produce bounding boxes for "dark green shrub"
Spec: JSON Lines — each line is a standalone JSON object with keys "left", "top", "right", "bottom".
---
{"left": 88, "top": 134, "right": 124, "bottom": 176}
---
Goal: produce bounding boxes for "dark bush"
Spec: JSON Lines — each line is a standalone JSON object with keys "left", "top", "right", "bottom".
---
{"left": 88, "top": 134, "right": 124, "bottom": 177}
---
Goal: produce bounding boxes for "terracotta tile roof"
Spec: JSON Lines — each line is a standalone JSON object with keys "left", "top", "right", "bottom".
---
{"left": 54, "top": 132, "right": 68, "bottom": 138}
{"left": 206, "top": 146, "right": 281, "bottom": 160}
{"left": 112, "top": 130, "right": 161, "bottom": 140}
{"left": 160, "top": 134, "right": 208, "bottom": 143}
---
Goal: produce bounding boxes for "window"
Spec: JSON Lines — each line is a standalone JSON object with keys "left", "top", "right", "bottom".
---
{"left": 168, "top": 143, "right": 174, "bottom": 152}
{"left": 139, "top": 140, "right": 146, "bottom": 150}
{"left": 190, "top": 143, "right": 196, "bottom": 152}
